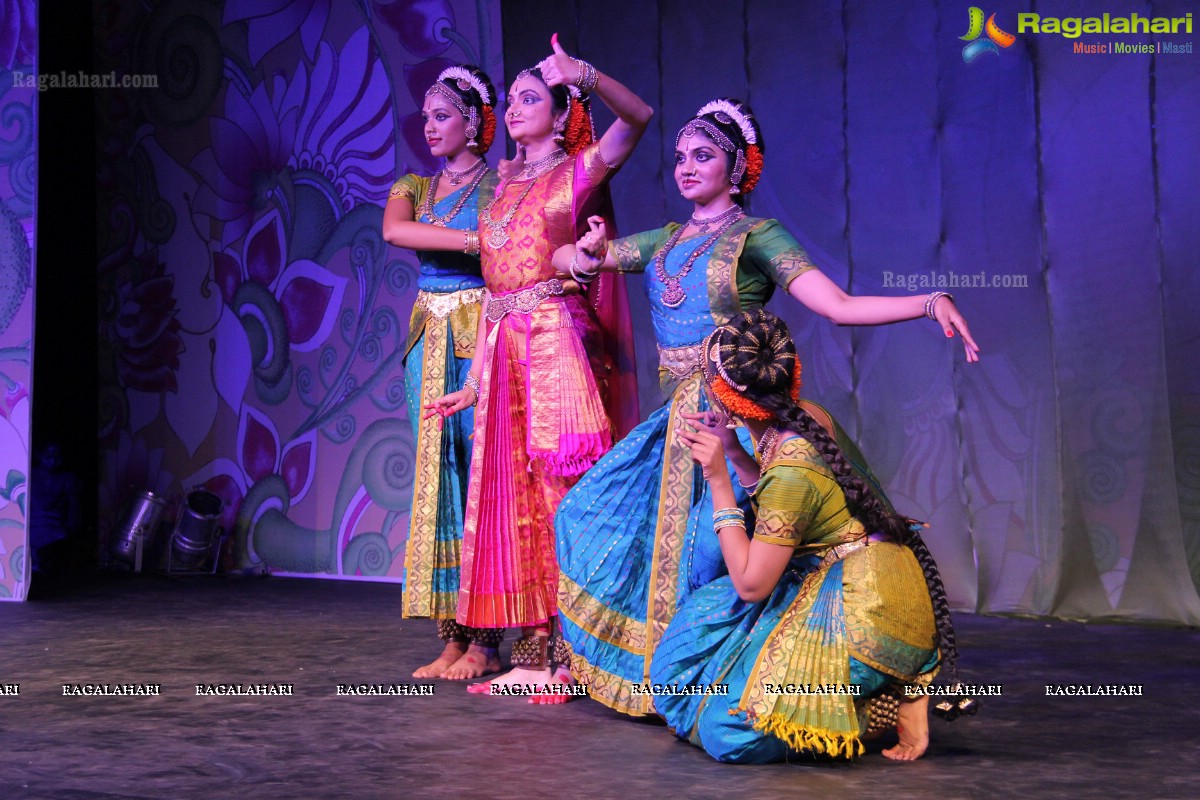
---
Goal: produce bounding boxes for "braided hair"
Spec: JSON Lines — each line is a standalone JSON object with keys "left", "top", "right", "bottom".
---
{"left": 708, "top": 308, "right": 962, "bottom": 685}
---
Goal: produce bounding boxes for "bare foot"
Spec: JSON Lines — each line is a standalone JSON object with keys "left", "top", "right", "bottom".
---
{"left": 442, "top": 644, "right": 501, "bottom": 681}
{"left": 413, "top": 640, "right": 468, "bottom": 679}
{"left": 528, "top": 665, "right": 578, "bottom": 705}
{"left": 882, "top": 696, "right": 929, "bottom": 761}
{"left": 466, "top": 666, "right": 552, "bottom": 695}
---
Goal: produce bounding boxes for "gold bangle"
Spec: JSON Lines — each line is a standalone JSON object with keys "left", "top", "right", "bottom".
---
{"left": 463, "top": 229, "right": 480, "bottom": 256}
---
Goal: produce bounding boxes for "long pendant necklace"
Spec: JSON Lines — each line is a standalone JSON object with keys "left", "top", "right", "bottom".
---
{"left": 417, "top": 164, "right": 490, "bottom": 228}
{"left": 654, "top": 208, "right": 744, "bottom": 308}
{"left": 480, "top": 149, "right": 568, "bottom": 249}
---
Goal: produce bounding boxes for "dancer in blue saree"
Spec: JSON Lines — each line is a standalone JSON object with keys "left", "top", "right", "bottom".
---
{"left": 553, "top": 98, "right": 976, "bottom": 714}
{"left": 654, "top": 309, "right": 943, "bottom": 762}
{"left": 383, "top": 65, "right": 502, "bottom": 679}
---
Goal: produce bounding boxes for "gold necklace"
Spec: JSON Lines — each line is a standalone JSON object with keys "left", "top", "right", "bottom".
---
{"left": 417, "top": 166, "right": 490, "bottom": 228}
{"left": 516, "top": 148, "right": 567, "bottom": 181}
{"left": 441, "top": 157, "right": 485, "bottom": 186}
{"left": 480, "top": 150, "right": 567, "bottom": 249}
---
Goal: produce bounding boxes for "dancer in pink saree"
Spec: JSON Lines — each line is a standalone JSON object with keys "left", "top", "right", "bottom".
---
{"left": 424, "top": 35, "right": 649, "bottom": 696}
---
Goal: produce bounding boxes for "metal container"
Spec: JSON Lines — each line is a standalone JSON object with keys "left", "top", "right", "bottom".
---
{"left": 111, "top": 490, "right": 169, "bottom": 567}
{"left": 169, "top": 489, "right": 224, "bottom": 572}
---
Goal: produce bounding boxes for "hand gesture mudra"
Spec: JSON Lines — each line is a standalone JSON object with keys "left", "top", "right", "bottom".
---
{"left": 577, "top": 215, "right": 607, "bottom": 269}
{"left": 537, "top": 33, "right": 580, "bottom": 88}
{"left": 497, "top": 146, "right": 526, "bottom": 183}
{"left": 676, "top": 420, "right": 728, "bottom": 482}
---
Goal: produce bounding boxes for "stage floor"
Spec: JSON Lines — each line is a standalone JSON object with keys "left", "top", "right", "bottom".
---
{"left": 2, "top": 574, "right": 1198, "bottom": 799}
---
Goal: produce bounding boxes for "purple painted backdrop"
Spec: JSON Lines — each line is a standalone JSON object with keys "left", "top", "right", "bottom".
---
{"left": 505, "top": 0, "right": 1200, "bottom": 623}
{"left": 87, "top": 0, "right": 1200, "bottom": 623}
{"left": 0, "top": 0, "right": 36, "bottom": 601}
{"left": 94, "top": 0, "right": 503, "bottom": 583}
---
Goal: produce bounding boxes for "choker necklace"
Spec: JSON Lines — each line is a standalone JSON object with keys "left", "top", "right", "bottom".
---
{"left": 515, "top": 148, "right": 568, "bottom": 181}
{"left": 442, "top": 157, "right": 486, "bottom": 186}
{"left": 418, "top": 165, "right": 490, "bottom": 228}
{"left": 653, "top": 208, "right": 745, "bottom": 308}
{"left": 689, "top": 204, "right": 741, "bottom": 234}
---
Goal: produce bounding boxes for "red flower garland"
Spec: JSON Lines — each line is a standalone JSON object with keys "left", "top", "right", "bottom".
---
{"left": 740, "top": 144, "right": 764, "bottom": 194}
{"left": 479, "top": 105, "right": 497, "bottom": 154}
{"left": 564, "top": 96, "right": 594, "bottom": 155}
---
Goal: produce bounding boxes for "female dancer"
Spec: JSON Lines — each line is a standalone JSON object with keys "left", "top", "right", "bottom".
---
{"left": 423, "top": 37, "right": 651, "bottom": 694}
{"left": 653, "top": 309, "right": 942, "bottom": 763}
{"left": 555, "top": 98, "right": 976, "bottom": 715}
{"left": 383, "top": 65, "right": 503, "bottom": 679}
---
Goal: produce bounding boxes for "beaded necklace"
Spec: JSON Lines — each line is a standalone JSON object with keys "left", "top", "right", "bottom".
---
{"left": 689, "top": 203, "right": 742, "bottom": 233}
{"left": 755, "top": 425, "right": 782, "bottom": 486}
{"left": 442, "top": 156, "right": 485, "bottom": 186}
{"left": 654, "top": 209, "right": 744, "bottom": 308}
{"left": 417, "top": 164, "right": 490, "bottom": 228}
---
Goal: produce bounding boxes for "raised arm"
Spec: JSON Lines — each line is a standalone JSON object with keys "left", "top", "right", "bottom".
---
{"left": 676, "top": 425, "right": 794, "bottom": 603}
{"left": 538, "top": 34, "right": 652, "bottom": 169}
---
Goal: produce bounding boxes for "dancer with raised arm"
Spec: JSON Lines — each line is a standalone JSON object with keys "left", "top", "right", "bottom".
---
{"left": 424, "top": 36, "right": 651, "bottom": 698}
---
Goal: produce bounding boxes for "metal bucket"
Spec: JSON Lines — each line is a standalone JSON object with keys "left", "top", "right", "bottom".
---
{"left": 169, "top": 489, "right": 224, "bottom": 571}
{"left": 111, "top": 490, "right": 169, "bottom": 566}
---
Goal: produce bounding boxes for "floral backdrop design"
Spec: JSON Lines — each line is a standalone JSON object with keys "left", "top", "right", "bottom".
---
{"left": 0, "top": 0, "right": 36, "bottom": 601}
{"left": 95, "top": 0, "right": 502, "bottom": 583}
{"left": 86, "top": 0, "right": 1199, "bottom": 625}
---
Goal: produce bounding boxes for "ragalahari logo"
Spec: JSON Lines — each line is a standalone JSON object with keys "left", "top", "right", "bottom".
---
{"left": 960, "top": 7, "right": 1016, "bottom": 62}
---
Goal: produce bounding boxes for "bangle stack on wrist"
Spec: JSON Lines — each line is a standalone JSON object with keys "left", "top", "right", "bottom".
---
{"left": 924, "top": 291, "right": 952, "bottom": 320}
{"left": 463, "top": 373, "right": 481, "bottom": 406}
{"left": 463, "top": 230, "right": 480, "bottom": 256}
{"left": 712, "top": 507, "right": 746, "bottom": 533}
{"left": 571, "top": 58, "right": 599, "bottom": 93}
{"left": 569, "top": 252, "right": 600, "bottom": 284}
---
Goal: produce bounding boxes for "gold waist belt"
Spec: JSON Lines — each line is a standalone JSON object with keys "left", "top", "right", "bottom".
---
{"left": 416, "top": 287, "right": 486, "bottom": 319}
{"left": 657, "top": 342, "right": 705, "bottom": 381}
{"left": 485, "top": 278, "right": 565, "bottom": 323}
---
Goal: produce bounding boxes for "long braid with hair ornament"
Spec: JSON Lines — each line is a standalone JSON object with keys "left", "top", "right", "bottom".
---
{"left": 710, "top": 309, "right": 972, "bottom": 721}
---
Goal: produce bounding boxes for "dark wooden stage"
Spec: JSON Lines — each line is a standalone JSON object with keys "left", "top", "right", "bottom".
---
{"left": 2, "top": 574, "right": 1197, "bottom": 799}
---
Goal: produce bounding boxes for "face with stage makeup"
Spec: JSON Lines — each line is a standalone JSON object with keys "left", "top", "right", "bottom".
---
{"left": 421, "top": 90, "right": 471, "bottom": 160}
{"left": 674, "top": 130, "right": 732, "bottom": 207}
{"left": 504, "top": 72, "right": 566, "bottom": 146}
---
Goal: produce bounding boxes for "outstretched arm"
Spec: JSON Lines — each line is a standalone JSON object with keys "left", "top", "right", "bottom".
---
{"left": 538, "top": 34, "right": 652, "bottom": 169}
{"left": 787, "top": 270, "right": 980, "bottom": 362}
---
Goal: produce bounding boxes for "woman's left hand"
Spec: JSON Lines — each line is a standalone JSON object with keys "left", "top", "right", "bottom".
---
{"left": 537, "top": 34, "right": 578, "bottom": 88}
{"left": 933, "top": 297, "right": 981, "bottom": 363}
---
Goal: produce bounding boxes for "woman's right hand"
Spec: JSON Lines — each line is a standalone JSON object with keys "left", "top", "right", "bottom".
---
{"left": 680, "top": 410, "right": 741, "bottom": 453}
{"left": 423, "top": 388, "right": 476, "bottom": 429}
{"left": 577, "top": 215, "right": 607, "bottom": 269}
{"left": 497, "top": 146, "right": 526, "bottom": 183}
